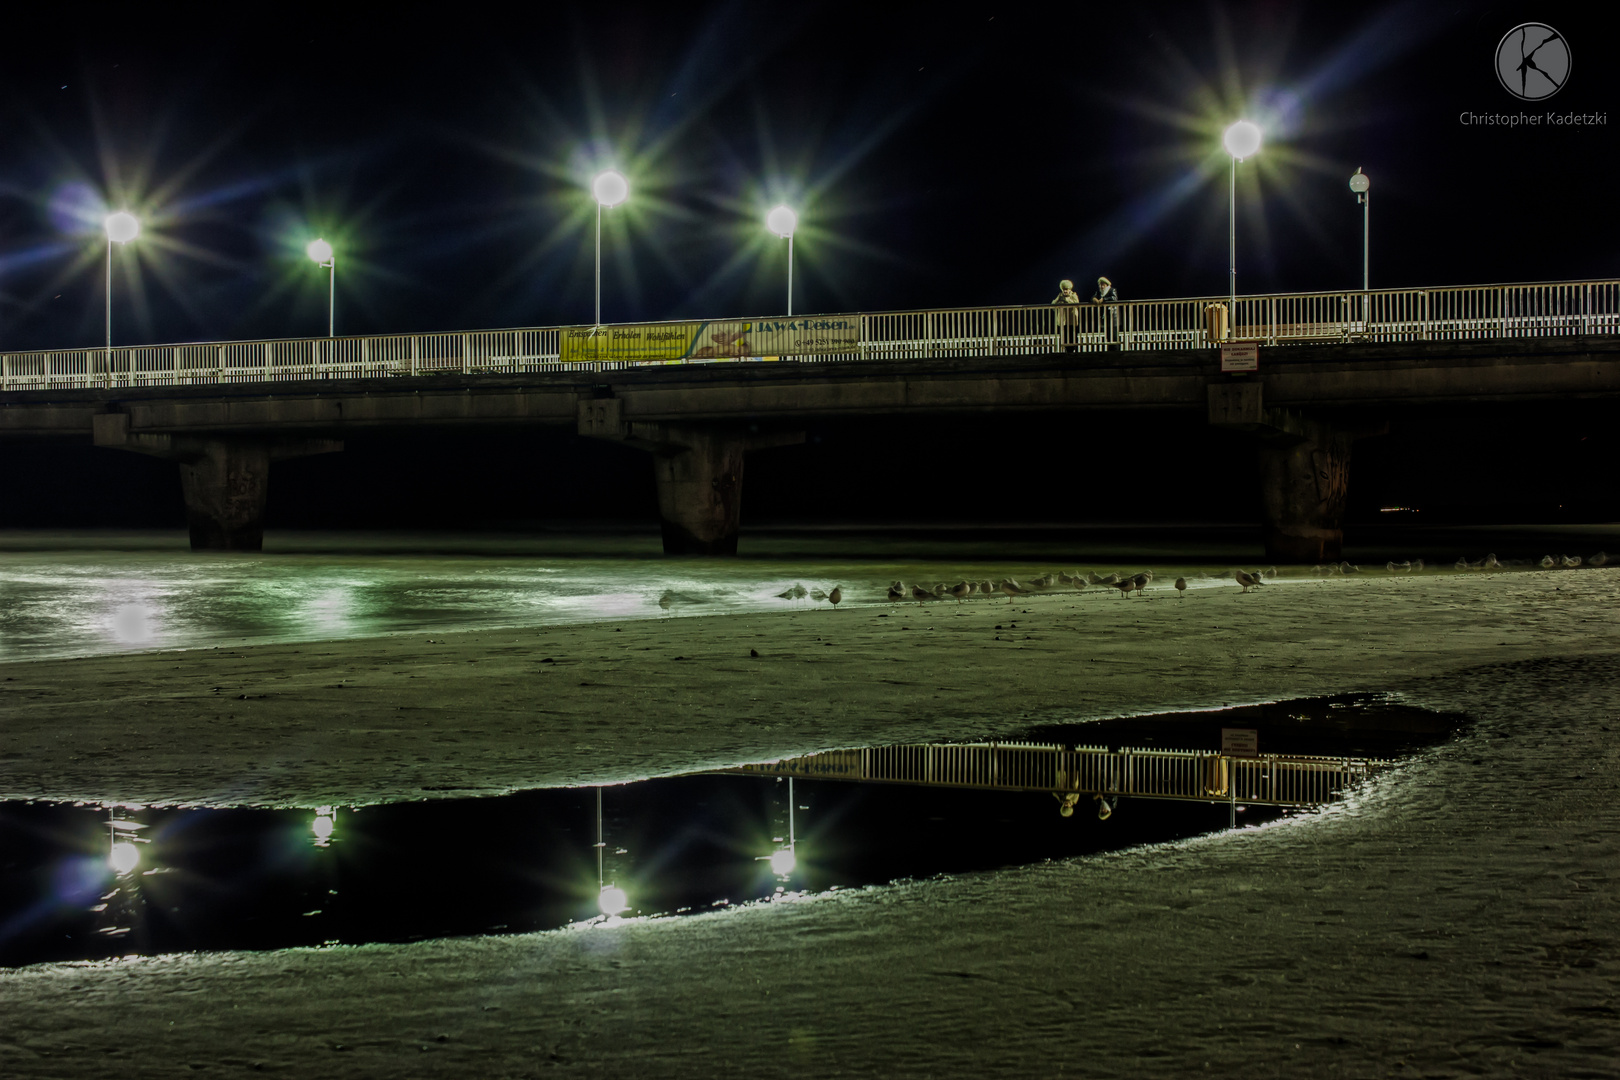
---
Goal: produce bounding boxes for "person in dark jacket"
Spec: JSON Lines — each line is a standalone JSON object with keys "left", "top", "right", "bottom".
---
{"left": 1092, "top": 276, "right": 1120, "bottom": 348}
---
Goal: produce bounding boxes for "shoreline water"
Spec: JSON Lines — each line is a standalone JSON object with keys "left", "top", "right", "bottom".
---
{"left": 3, "top": 564, "right": 1616, "bottom": 807}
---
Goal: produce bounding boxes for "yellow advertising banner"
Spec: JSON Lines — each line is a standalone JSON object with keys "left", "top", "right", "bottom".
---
{"left": 560, "top": 317, "right": 861, "bottom": 364}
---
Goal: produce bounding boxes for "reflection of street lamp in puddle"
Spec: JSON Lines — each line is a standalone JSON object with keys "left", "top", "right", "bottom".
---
{"left": 107, "top": 812, "right": 148, "bottom": 875}
{"left": 312, "top": 806, "right": 335, "bottom": 847}
{"left": 594, "top": 786, "right": 629, "bottom": 917}
{"left": 760, "top": 776, "right": 798, "bottom": 879}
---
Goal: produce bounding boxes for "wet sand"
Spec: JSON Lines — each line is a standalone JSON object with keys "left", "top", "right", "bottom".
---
{"left": 2, "top": 568, "right": 1618, "bottom": 1076}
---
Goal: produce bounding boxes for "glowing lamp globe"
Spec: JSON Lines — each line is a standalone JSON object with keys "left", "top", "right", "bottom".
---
{"left": 312, "top": 813, "right": 335, "bottom": 840}
{"left": 104, "top": 211, "right": 140, "bottom": 244}
{"left": 306, "top": 238, "right": 334, "bottom": 265}
{"left": 768, "top": 848, "right": 797, "bottom": 876}
{"left": 1222, "top": 121, "right": 1262, "bottom": 161}
{"left": 766, "top": 204, "right": 798, "bottom": 239}
{"left": 1349, "top": 170, "right": 1371, "bottom": 195}
{"left": 109, "top": 841, "right": 140, "bottom": 875}
{"left": 598, "top": 885, "right": 628, "bottom": 916}
{"left": 592, "top": 170, "right": 628, "bottom": 208}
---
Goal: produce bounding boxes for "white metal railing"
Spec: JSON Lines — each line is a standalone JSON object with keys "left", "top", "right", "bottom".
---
{"left": 4, "top": 278, "right": 1617, "bottom": 392}
{"left": 727, "top": 742, "right": 1393, "bottom": 808}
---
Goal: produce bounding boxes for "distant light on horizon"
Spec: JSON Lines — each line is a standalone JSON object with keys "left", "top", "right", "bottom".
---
{"left": 766, "top": 204, "right": 798, "bottom": 239}
{"left": 592, "top": 170, "right": 628, "bottom": 208}
{"left": 104, "top": 211, "right": 140, "bottom": 244}
{"left": 1223, "top": 121, "right": 1262, "bottom": 160}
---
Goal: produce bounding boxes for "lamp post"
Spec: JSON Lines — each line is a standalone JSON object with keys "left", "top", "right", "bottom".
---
{"left": 103, "top": 211, "right": 140, "bottom": 350}
{"left": 1221, "top": 121, "right": 1262, "bottom": 329}
{"left": 766, "top": 204, "right": 798, "bottom": 316}
{"left": 1348, "top": 168, "right": 1370, "bottom": 291}
{"left": 306, "top": 238, "right": 335, "bottom": 337}
{"left": 591, "top": 170, "right": 628, "bottom": 326}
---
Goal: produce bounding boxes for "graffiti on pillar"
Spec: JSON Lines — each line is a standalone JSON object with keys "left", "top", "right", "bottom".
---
{"left": 1310, "top": 445, "right": 1351, "bottom": 516}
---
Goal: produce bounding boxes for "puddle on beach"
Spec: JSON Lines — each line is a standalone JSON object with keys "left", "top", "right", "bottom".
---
{"left": 0, "top": 695, "right": 1462, "bottom": 968}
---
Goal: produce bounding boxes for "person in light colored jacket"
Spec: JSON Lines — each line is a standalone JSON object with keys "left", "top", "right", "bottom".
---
{"left": 1051, "top": 279, "right": 1081, "bottom": 352}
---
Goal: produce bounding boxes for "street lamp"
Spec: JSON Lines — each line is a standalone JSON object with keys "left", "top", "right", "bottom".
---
{"left": 766, "top": 204, "right": 798, "bottom": 316}
{"left": 103, "top": 211, "right": 140, "bottom": 350}
{"left": 1222, "top": 121, "right": 1262, "bottom": 328}
{"left": 1348, "top": 168, "right": 1370, "bottom": 292}
{"left": 306, "top": 238, "right": 335, "bottom": 337}
{"left": 591, "top": 170, "right": 628, "bottom": 326}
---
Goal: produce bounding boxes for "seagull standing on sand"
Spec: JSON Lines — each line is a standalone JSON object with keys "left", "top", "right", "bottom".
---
{"left": 1000, "top": 579, "right": 1027, "bottom": 603}
{"left": 1131, "top": 572, "right": 1151, "bottom": 596}
{"left": 912, "top": 584, "right": 936, "bottom": 603}
{"left": 829, "top": 586, "right": 842, "bottom": 609}
{"left": 1112, "top": 579, "right": 1135, "bottom": 599}
{"left": 949, "top": 581, "right": 971, "bottom": 604}
{"left": 888, "top": 582, "right": 906, "bottom": 602}
{"left": 1235, "top": 570, "right": 1264, "bottom": 593}
{"left": 1175, "top": 577, "right": 1187, "bottom": 599}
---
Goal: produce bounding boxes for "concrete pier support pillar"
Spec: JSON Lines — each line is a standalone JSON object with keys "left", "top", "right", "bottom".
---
{"left": 651, "top": 428, "right": 746, "bottom": 556}
{"left": 578, "top": 399, "right": 804, "bottom": 556}
{"left": 1208, "top": 383, "right": 1384, "bottom": 564}
{"left": 92, "top": 414, "right": 341, "bottom": 551}
{"left": 1255, "top": 416, "right": 1355, "bottom": 563}
{"left": 177, "top": 440, "right": 274, "bottom": 550}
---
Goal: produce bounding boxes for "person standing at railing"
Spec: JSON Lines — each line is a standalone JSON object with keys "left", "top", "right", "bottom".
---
{"left": 1092, "top": 276, "right": 1120, "bottom": 350}
{"left": 1051, "top": 279, "right": 1081, "bottom": 352}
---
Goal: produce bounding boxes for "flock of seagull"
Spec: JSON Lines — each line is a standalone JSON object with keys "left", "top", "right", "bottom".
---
{"left": 765, "top": 550, "right": 1612, "bottom": 610}
{"left": 876, "top": 568, "right": 1276, "bottom": 604}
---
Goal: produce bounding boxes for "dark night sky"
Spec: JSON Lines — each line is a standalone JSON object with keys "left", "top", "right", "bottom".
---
{"left": 2, "top": 2, "right": 1618, "bottom": 533}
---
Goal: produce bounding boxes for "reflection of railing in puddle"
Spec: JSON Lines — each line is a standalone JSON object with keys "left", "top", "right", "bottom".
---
{"left": 726, "top": 743, "right": 1394, "bottom": 808}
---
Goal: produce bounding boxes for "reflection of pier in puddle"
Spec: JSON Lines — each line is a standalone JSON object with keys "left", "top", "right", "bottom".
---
{"left": 0, "top": 695, "right": 1458, "bottom": 969}
{"left": 726, "top": 742, "right": 1393, "bottom": 822}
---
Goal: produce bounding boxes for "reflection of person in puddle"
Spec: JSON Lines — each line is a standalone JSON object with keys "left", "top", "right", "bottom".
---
{"left": 1053, "top": 791, "right": 1080, "bottom": 817}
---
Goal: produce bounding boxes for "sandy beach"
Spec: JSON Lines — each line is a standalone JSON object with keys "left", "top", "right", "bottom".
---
{"left": 2, "top": 567, "right": 1617, "bottom": 1077}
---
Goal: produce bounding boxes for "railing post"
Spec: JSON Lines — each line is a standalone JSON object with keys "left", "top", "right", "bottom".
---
{"left": 1228, "top": 759, "right": 1238, "bottom": 827}
{"left": 411, "top": 336, "right": 419, "bottom": 377}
